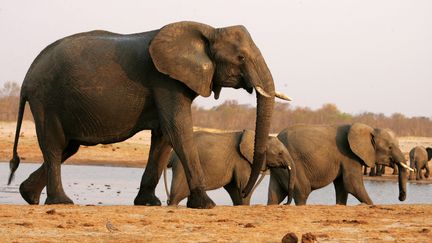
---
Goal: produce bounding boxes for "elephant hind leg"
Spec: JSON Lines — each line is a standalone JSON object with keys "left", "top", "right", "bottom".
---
{"left": 425, "top": 164, "right": 430, "bottom": 178}
{"left": 135, "top": 129, "right": 172, "bottom": 206}
{"left": 20, "top": 107, "right": 77, "bottom": 205}
{"left": 333, "top": 176, "right": 348, "bottom": 205}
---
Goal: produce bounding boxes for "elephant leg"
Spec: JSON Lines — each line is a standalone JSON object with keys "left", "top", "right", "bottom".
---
{"left": 168, "top": 161, "right": 190, "bottom": 206}
{"left": 425, "top": 163, "right": 430, "bottom": 178}
{"left": 151, "top": 92, "right": 214, "bottom": 209}
{"left": 369, "top": 166, "right": 376, "bottom": 176}
{"left": 419, "top": 162, "right": 427, "bottom": 179}
{"left": 135, "top": 129, "right": 172, "bottom": 206}
{"left": 342, "top": 168, "right": 373, "bottom": 205}
{"left": 20, "top": 141, "right": 80, "bottom": 205}
{"left": 416, "top": 162, "right": 421, "bottom": 180}
{"left": 363, "top": 166, "right": 368, "bottom": 176}
{"left": 293, "top": 185, "right": 310, "bottom": 206}
{"left": 224, "top": 181, "right": 245, "bottom": 205}
{"left": 380, "top": 165, "right": 386, "bottom": 175}
{"left": 42, "top": 124, "right": 73, "bottom": 204}
{"left": 19, "top": 164, "right": 47, "bottom": 205}
{"left": 333, "top": 177, "right": 348, "bottom": 205}
{"left": 267, "top": 174, "right": 287, "bottom": 205}
{"left": 376, "top": 165, "right": 383, "bottom": 176}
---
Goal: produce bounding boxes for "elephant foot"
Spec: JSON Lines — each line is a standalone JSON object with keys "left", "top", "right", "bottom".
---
{"left": 134, "top": 192, "right": 162, "bottom": 206}
{"left": 186, "top": 188, "right": 215, "bottom": 209}
{"left": 19, "top": 183, "right": 42, "bottom": 205}
{"left": 45, "top": 194, "right": 74, "bottom": 205}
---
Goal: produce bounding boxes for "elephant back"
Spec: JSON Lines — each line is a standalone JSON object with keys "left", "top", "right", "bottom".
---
{"left": 410, "top": 146, "right": 427, "bottom": 163}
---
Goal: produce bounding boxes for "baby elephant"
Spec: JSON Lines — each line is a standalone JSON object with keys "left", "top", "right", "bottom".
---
{"left": 409, "top": 146, "right": 432, "bottom": 180}
{"left": 167, "top": 130, "right": 295, "bottom": 206}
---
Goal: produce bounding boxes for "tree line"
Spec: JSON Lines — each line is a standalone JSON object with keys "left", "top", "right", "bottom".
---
{"left": 192, "top": 101, "right": 432, "bottom": 137}
{"left": 1, "top": 81, "right": 432, "bottom": 136}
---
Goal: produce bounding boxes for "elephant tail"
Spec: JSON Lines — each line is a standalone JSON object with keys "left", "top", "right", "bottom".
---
{"left": 8, "top": 94, "right": 27, "bottom": 185}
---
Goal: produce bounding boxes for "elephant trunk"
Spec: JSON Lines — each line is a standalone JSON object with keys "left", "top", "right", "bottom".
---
{"left": 242, "top": 55, "right": 275, "bottom": 198}
{"left": 397, "top": 163, "right": 408, "bottom": 201}
{"left": 392, "top": 147, "right": 408, "bottom": 201}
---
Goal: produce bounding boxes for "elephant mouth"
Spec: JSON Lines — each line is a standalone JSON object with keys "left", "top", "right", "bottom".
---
{"left": 383, "top": 158, "right": 414, "bottom": 172}
{"left": 391, "top": 159, "right": 414, "bottom": 172}
{"left": 397, "top": 161, "right": 414, "bottom": 172}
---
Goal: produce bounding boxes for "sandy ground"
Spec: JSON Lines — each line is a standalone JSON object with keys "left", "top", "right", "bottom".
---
{"left": 0, "top": 204, "right": 431, "bottom": 242}
{"left": 1, "top": 121, "right": 432, "bottom": 242}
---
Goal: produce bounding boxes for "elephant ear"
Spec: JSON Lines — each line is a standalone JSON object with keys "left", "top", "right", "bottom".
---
{"left": 149, "top": 21, "right": 215, "bottom": 97}
{"left": 427, "top": 147, "right": 432, "bottom": 161}
{"left": 348, "top": 123, "right": 376, "bottom": 167}
{"left": 239, "top": 130, "right": 255, "bottom": 165}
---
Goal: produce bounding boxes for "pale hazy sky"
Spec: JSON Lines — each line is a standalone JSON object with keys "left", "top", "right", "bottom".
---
{"left": 0, "top": 0, "right": 431, "bottom": 117}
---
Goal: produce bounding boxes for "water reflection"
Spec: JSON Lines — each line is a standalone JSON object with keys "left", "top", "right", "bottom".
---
{"left": 0, "top": 163, "right": 431, "bottom": 205}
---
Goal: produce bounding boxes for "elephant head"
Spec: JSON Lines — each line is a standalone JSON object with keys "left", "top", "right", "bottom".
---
{"left": 348, "top": 123, "right": 412, "bottom": 201}
{"left": 239, "top": 130, "right": 295, "bottom": 201}
{"left": 149, "top": 21, "right": 291, "bottom": 197}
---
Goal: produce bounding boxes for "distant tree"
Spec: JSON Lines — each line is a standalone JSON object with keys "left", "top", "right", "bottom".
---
{"left": 0, "top": 81, "right": 20, "bottom": 97}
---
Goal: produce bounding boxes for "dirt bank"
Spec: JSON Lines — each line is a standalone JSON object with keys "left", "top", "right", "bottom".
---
{"left": 0, "top": 204, "right": 431, "bottom": 242}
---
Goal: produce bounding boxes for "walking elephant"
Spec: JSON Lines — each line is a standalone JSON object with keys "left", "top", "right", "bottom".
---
{"left": 268, "top": 123, "right": 413, "bottom": 206}
{"left": 7, "top": 21, "right": 291, "bottom": 208}
{"left": 166, "top": 130, "right": 295, "bottom": 206}
{"left": 409, "top": 146, "right": 432, "bottom": 180}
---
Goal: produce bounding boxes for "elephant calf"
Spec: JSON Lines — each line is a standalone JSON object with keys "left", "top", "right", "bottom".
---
{"left": 268, "top": 123, "right": 413, "bottom": 206}
{"left": 167, "top": 130, "right": 295, "bottom": 206}
{"left": 409, "top": 146, "right": 432, "bottom": 180}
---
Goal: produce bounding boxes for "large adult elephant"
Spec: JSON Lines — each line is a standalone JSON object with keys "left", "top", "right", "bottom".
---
{"left": 7, "top": 21, "right": 290, "bottom": 208}
{"left": 409, "top": 146, "right": 432, "bottom": 180}
{"left": 268, "top": 123, "right": 413, "bottom": 205}
{"left": 166, "top": 130, "right": 295, "bottom": 206}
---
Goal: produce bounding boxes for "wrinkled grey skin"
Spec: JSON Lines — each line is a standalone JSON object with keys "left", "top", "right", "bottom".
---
{"left": 167, "top": 130, "right": 295, "bottom": 206}
{"left": 7, "top": 21, "right": 289, "bottom": 208}
{"left": 409, "top": 146, "right": 432, "bottom": 180}
{"left": 268, "top": 123, "right": 409, "bottom": 206}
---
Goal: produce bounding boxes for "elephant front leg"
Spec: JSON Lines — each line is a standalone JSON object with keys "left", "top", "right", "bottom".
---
{"left": 342, "top": 168, "right": 373, "bottom": 205}
{"left": 135, "top": 129, "right": 172, "bottom": 206}
{"left": 267, "top": 173, "right": 288, "bottom": 205}
{"left": 169, "top": 126, "right": 215, "bottom": 209}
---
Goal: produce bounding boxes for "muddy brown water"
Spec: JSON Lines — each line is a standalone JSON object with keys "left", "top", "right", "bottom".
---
{"left": 0, "top": 162, "right": 431, "bottom": 205}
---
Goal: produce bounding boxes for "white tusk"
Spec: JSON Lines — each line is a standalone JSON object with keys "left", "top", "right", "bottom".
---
{"left": 399, "top": 162, "right": 414, "bottom": 172}
{"left": 255, "top": 86, "right": 271, "bottom": 98}
{"left": 275, "top": 91, "right": 292, "bottom": 101}
{"left": 288, "top": 165, "right": 291, "bottom": 170}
